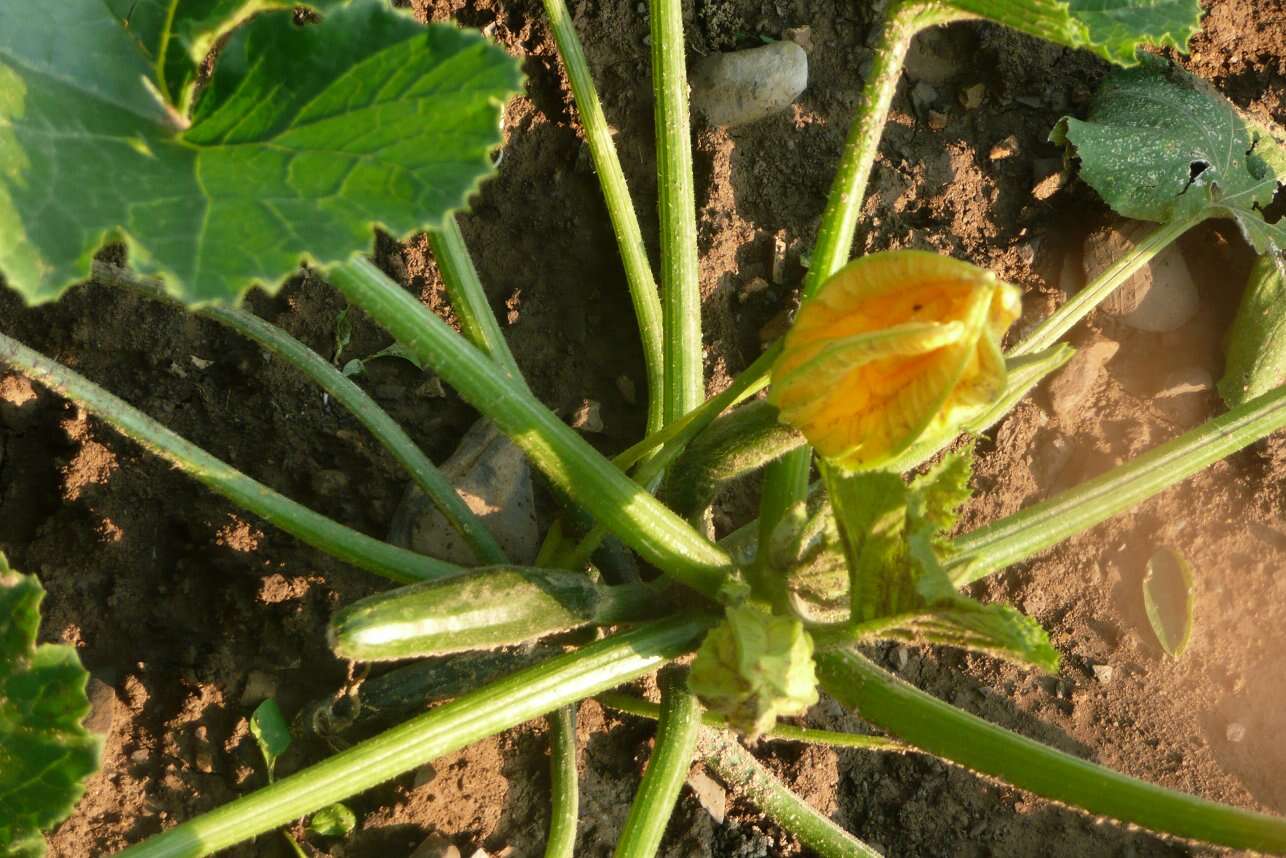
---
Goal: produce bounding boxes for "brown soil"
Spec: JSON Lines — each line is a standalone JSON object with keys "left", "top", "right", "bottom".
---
{"left": 1, "top": 0, "right": 1284, "bottom": 855}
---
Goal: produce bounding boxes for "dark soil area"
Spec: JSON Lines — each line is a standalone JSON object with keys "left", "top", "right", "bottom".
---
{"left": 1, "top": 0, "right": 1284, "bottom": 855}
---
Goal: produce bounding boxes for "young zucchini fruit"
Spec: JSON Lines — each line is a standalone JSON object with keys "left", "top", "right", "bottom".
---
{"left": 1219, "top": 255, "right": 1286, "bottom": 407}
{"left": 329, "top": 567, "right": 663, "bottom": 661}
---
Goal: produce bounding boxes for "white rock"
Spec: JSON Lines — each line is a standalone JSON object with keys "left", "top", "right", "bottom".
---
{"left": 389, "top": 419, "right": 539, "bottom": 565}
{"left": 1154, "top": 366, "right": 1213, "bottom": 427}
{"left": 1226, "top": 722, "right": 1247, "bottom": 743}
{"left": 410, "top": 838, "right": 460, "bottom": 858}
{"left": 1091, "top": 664, "right": 1114, "bottom": 684}
{"left": 240, "top": 670, "right": 279, "bottom": 707}
{"left": 691, "top": 41, "right": 808, "bottom": 128}
{"left": 1083, "top": 221, "right": 1199, "bottom": 332}
{"left": 688, "top": 768, "right": 728, "bottom": 824}
{"left": 1046, "top": 339, "right": 1120, "bottom": 419}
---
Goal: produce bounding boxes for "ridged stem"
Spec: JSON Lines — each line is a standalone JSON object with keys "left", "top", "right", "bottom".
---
{"left": 116, "top": 618, "right": 707, "bottom": 858}
{"left": 93, "top": 261, "right": 506, "bottom": 566}
{"left": 543, "top": 0, "right": 665, "bottom": 433}
{"left": 699, "top": 729, "right": 881, "bottom": 858}
{"left": 544, "top": 706, "right": 579, "bottom": 858}
{"left": 649, "top": 0, "right": 702, "bottom": 423}
{"left": 817, "top": 650, "right": 1286, "bottom": 853}
{"left": 947, "top": 382, "right": 1286, "bottom": 585}
{"left": 613, "top": 670, "right": 704, "bottom": 858}
{"left": 329, "top": 257, "right": 732, "bottom": 598}
{"left": 0, "top": 330, "right": 454, "bottom": 585}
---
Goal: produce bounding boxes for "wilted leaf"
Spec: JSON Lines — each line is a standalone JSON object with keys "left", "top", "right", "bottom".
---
{"left": 250, "top": 698, "right": 292, "bottom": 780}
{"left": 308, "top": 802, "right": 357, "bottom": 838}
{"left": 946, "top": 0, "right": 1200, "bottom": 66}
{"left": 1143, "top": 548, "right": 1195, "bottom": 658}
{"left": 1053, "top": 57, "right": 1286, "bottom": 257}
{"left": 0, "top": 0, "right": 521, "bottom": 305}
{"left": 0, "top": 555, "right": 101, "bottom": 857}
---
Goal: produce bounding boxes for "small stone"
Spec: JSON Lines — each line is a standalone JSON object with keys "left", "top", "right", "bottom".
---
{"left": 615, "top": 375, "right": 637, "bottom": 405}
{"left": 240, "top": 671, "right": 278, "bottom": 707}
{"left": 1031, "top": 169, "right": 1063, "bottom": 201}
{"left": 1226, "top": 722, "right": 1247, "bottom": 743}
{"left": 189, "top": 355, "right": 213, "bottom": 370}
{"left": 739, "top": 276, "right": 772, "bottom": 302}
{"left": 1083, "top": 221, "right": 1199, "bottom": 332}
{"left": 910, "top": 80, "right": 939, "bottom": 113}
{"left": 691, "top": 42, "right": 808, "bottom": 128}
{"left": 1046, "top": 339, "right": 1120, "bottom": 419}
{"left": 959, "top": 83, "right": 985, "bottom": 110}
{"left": 688, "top": 768, "right": 728, "bottom": 824}
{"left": 389, "top": 419, "right": 540, "bottom": 565}
{"left": 1154, "top": 367, "right": 1213, "bottom": 427}
{"left": 771, "top": 231, "right": 788, "bottom": 285}
{"left": 311, "top": 469, "right": 350, "bottom": 498}
{"left": 1091, "top": 664, "right": 1114, "bottom": 684}
{"left": 413, "top": 762, "right": 438, "bottom": 788}
{"left": 570, "top": 399, "right": 605, "bottom": 433}
{"left": 1031, "top": 432, "right": 1074, "bottom": 491}
{"left": 85, "top": 677, "right": 118, "bottom": 736}
{"left": 783, "top": 25, "right": 812, "bottom": 52}
{"left": 410, "top": 837, "right": 460, "bottom": 858}
{"left": 894, "top": 646, "right": 910, "bottom": 671}
{"left": 904, "top": 29, "right": 961, "bottom": 83}
{"left": 989, "top": 134, "right": 1019, "bottom": 160}
{"left": 927, "top": 110, "right": 948, "bottom": 131}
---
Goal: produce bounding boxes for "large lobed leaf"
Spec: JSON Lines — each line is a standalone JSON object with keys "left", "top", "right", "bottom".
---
{"left": 0, "top": 555, "right": 101, "bottom": 857}
{"left": 1053, "top": 57, "right": 1286, "bottom": 257}
{"left": 0, "top": 0, "right": 520, "bottom": 305}
{"left": 946, "top": 0, "right": 1201, "bottom": 66}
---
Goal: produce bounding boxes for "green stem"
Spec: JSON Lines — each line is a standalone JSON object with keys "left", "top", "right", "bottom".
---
{"left": 817, "top": 650, "right": 1286, "bottom": 853}
{"left": 699, "top": 729, "right": 881, "bottom": 858}
{"left": 614, "top": 670, "right": 703, "bottom": 858}
{"left": 1010, "top": 214, "right": 1205, "bottom": 357}
{"left": 428, "top": 216, "right": 527, "bottom": 389}
{"left": 649, "top": 0, "right": 702, "bottom": 423}
{"left": 118, "top": 618, "right": 707, "bottom": 858}
{"left": 545, "top": 706, "right": 579, "bottom": 858}
{"left": 597, "top": 692, "right": 907, "bottom": 752}
{"left": 947, "top": 382, "right": 1286, "bottom": 585}
{"left": 93, "top": 262, "right": 507, "bottom": 567}
{"left": 760, "top": 0, "right": 961, "bottom": 551}
{"left": 543, "top": 0, "right": 666, "bottom": 434}
{"left": 329, "top": 258, "right": 732, "bottom": 598}
{"left": 0, "top": 330, "right": 454, "bottom": 585}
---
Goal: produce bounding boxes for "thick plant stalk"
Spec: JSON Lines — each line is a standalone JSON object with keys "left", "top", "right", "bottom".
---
{"left": 817, "top": 650, "right": 1286, "bottom": 853}
{"left": 543, "top": 0, "right": 665, "bottom": 434}
{"left": 329, "top": 258, "right": 733, "bottom": 598}
{"left": 428, "top": 216, "right": 528, "bottom": 389}
{"left": 0, "top": 330, "right": 455, "bottom": 585}
{"left": 947, "top": 382, "right": 1286, "bottom": 585}
{"left": 614, "top": 671, "right": 704, "bottom": 858}
{"left": 762, "top": 0, "right": 967, "bottom": 545}
{"left": 598, "top": 692, "right": 907, "bottom": 752}
{"left": 649, "top": 0, "right": 702, "bottom": 423}
{"left": 1010, "top": 213, "right": 1206, "bottom": 357}
{"left": 117, "top": 618, "right": 708, "bottom": 858}
{"left": 93, "top": 261, "right": 507, "bottom": 566}
{"left": 699, "top": 729, "right": 881, "bottom": 858}
{"left": 545, "top": 706, "right": 579, "bottom": 858}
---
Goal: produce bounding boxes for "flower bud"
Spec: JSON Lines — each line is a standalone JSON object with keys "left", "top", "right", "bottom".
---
{"left": 770, "top": 251, "right": 1021, "bottom": 471}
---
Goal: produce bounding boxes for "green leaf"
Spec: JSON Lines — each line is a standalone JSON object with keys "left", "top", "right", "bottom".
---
{"left": 1219, "top": 254, "right": 1286, "bottom": 407}
{"left": 308, "top": 802, "right": 357, "bottom": 838}
{"left": 106, "top": 0, "right": 348, "bottom": 114}
{"left": 945, "top": 0, "right": 1200, "bottom": 66}
{"left": 249, "top": 698, "right": 292, "bottom": 781}
{"left": 1053, "top": 57, "right": 1286, "bottom": 256}
{"left": 908, "top": 447, "right": 974, "bottom": 543}
{"left": 0, "top": 0, "right": 521, "bottom": 305}
{"left": 1142, "top": 547, "right": 1195, "bottom": 658}
{"left": 0, "top": 555, "right": 101, "bottom": 857}
{"left": 824, "top": 469, "right": 915, "bottom": 622}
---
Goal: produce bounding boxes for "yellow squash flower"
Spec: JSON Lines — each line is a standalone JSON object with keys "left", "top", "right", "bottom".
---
{"left": 769, "top": 250, "right": 1021, "bottom": 471}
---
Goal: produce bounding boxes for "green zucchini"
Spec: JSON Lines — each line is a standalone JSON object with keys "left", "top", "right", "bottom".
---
{"left": 1219, "top": 255, "right": 1286, "bottom": 407}
{"left": 329, "top": 567, "right": 661, "bottom": 661}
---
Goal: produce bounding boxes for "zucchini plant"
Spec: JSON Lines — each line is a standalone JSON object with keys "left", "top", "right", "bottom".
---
{"left": 1, "top": 1, "right": 1284, "bottom": 856}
